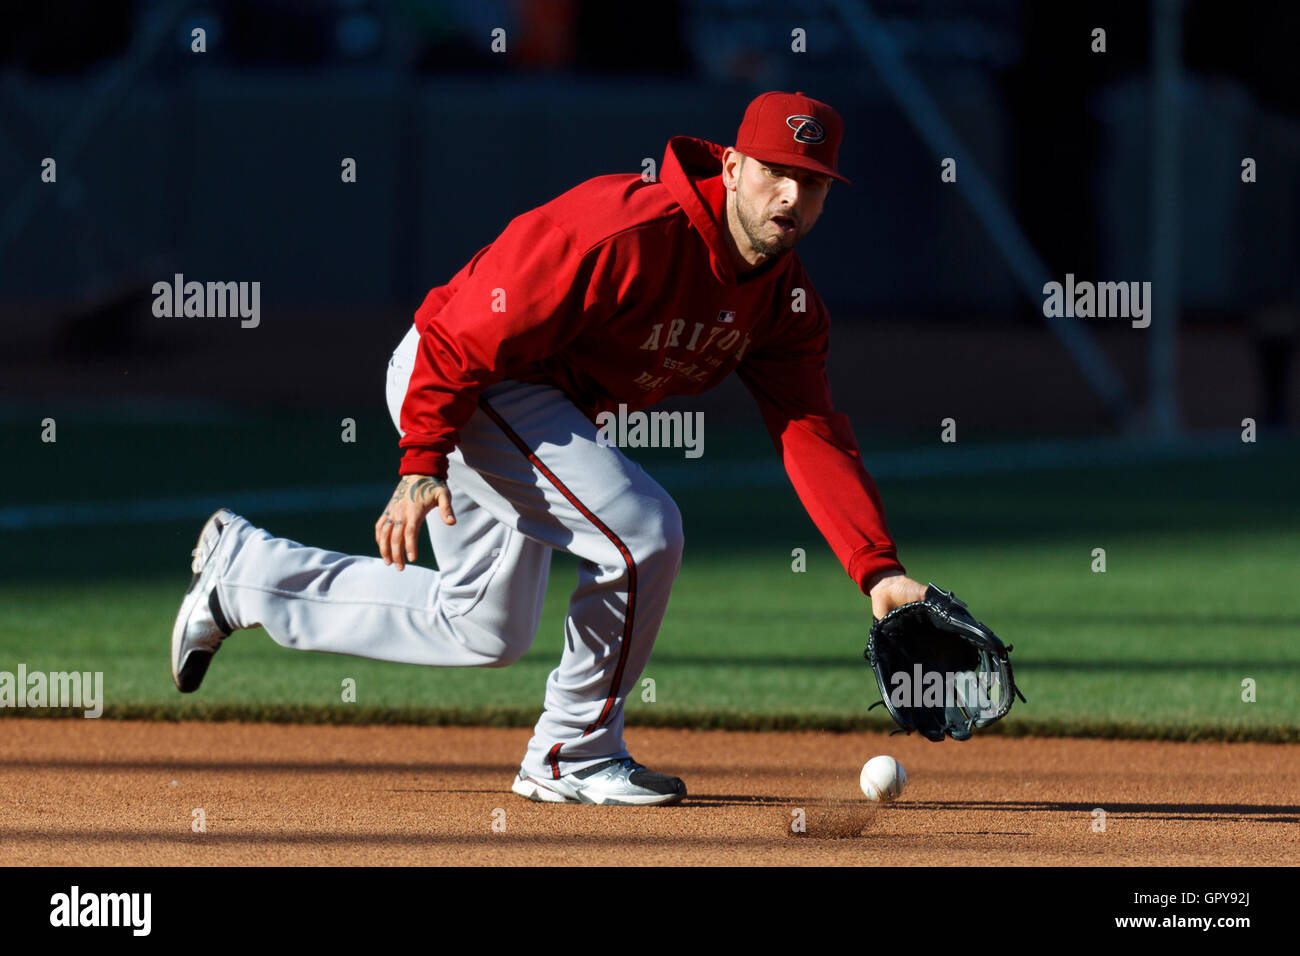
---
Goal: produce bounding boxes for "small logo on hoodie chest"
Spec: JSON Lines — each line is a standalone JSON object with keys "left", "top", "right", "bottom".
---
{"left": 634, "top": 314, "right": 754, "bottom": 388}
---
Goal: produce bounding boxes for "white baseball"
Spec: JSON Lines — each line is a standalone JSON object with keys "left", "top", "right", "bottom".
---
{"left": 859, "top": 755, "right": 907, "bottom": 802}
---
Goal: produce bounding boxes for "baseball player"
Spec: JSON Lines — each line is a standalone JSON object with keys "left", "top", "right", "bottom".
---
{"left": 170, "top": 91, "right": 928, "bottom": 806}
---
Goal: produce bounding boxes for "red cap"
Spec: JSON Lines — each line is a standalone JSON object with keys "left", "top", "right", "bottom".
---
{"left": 734, "top": 90, "right": 849, "bottom": 185}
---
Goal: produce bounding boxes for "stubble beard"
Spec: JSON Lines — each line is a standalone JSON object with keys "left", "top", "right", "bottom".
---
{"left": 735, "top": 187, "right": 799, "bottom": 259}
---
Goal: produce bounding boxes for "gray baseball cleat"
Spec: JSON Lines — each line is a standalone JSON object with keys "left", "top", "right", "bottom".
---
{"left": 511, "top": 757, "right": 687, "bottom": 806}
{"left": 170, "top": 508, "right": 240, "bottom": 693}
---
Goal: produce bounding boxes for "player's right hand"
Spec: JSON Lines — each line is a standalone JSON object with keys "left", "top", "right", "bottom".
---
{"left": 376, "top": 475, "right": 455, "bottom": 570}
{"left": 866, "top": 570, "right": 928, "bottom": 621}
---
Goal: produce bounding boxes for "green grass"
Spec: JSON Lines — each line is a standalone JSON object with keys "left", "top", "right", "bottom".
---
{"left": 2, "top": 416, "right": 1298, "bottom": 740}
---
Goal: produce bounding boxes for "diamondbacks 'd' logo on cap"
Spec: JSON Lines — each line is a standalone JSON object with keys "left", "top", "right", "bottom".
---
{"left": 786, "top": 114, "right": 826, "bottom": 144}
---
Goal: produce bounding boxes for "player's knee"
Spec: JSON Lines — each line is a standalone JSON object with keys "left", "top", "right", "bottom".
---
{"left": 631, "top": 496, "right": 684, "bottom": 569}
{"left": 445, "top": 614, "right": 535, "bottom": 667}
{"left": 483, "top": 642, "right": 529, "bottom": 667}
{"left": 661, "top": 499, "right": 685, "bottom": 561}
{"left": 465, "top": 631, "right": 534, "bottom": 667}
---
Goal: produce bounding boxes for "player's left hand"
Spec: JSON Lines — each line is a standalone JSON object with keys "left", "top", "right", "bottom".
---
{"left": 866, "top": 570, "right": 928, "bottom": 620}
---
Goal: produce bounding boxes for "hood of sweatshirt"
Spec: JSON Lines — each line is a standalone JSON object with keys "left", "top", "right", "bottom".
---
{"left": 660, "top": 136, "right": 741, "bottom": 285}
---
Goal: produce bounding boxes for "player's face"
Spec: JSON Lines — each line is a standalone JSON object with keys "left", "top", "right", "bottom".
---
{"left": 732, "top": 156, "right": 831, "bottom": 259}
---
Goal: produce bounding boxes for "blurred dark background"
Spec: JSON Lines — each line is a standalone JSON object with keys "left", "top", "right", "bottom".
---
{"left": 1, "top": 0, "right": 1297, "bottom": 438}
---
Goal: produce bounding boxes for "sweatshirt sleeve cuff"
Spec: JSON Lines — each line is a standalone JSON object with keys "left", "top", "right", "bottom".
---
{"left": 399, "top": 450, "right": 448, "bottom": 480}
{"left": 849, "top": 545, "right": 905, "bottom": 596}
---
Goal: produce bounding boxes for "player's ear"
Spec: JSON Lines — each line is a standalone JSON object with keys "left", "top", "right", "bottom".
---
{"left": 721, "top": 148, "right": 744, "bottom": 190}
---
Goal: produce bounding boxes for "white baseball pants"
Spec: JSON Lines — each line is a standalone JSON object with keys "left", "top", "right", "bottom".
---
{"left": 210, "top": 324, "right": 683, "bottom": 778}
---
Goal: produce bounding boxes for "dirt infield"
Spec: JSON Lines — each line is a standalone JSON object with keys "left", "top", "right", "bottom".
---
{"left": 1, "top": 719, "right": 1296, "bottom": 866}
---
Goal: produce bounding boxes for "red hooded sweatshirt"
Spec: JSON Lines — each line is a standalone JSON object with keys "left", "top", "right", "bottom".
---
{"left": 399, "top": 136, "right": 904, "bottom": 592}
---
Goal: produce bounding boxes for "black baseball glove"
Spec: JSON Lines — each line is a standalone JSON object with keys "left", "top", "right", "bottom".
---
{"left": 865, "top": 584, "right": 1025, "bottom": 741}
